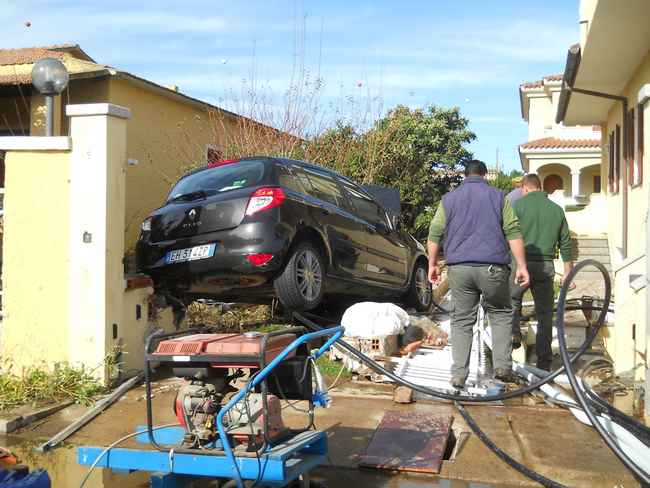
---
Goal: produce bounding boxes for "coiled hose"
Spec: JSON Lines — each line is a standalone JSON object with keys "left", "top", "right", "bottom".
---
{"left": 554, "top": 260, "right": 650, "bottom": 486}
{"left": 294, "top": 258, "right": 616, "bottom": 487}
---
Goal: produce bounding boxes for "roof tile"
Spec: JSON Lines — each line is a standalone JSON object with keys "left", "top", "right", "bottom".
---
{"left": 0, "top": 47, "right": 70, "bottom": 67}
{"left": 520, "top": 137, "right": 601, "bottom": 150}
{"left": 520, "top": 74, "right": 564, "bottom": 89}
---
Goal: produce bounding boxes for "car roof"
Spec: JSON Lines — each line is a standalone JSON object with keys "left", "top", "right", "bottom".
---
{"left": 174, "top": 155, "right": 358, "bottom": 189}
{"left": 276, "top": 158, "right": 356, "bottom": 185}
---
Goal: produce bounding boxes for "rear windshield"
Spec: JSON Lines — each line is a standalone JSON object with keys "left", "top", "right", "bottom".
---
{"left": 167, "top": 159, "right": 266, "bottom": 201}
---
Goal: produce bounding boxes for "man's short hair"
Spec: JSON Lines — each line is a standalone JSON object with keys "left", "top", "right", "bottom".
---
{"left": 522, "top": 173, "right": 542, "bottom": 189}
{"left": 465, "top": 160, "right": 488, "bottom": 176}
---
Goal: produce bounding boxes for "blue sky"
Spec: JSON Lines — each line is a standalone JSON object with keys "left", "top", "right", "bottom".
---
{"left": 4, "top": 0, "right": 579, "bottom": 172}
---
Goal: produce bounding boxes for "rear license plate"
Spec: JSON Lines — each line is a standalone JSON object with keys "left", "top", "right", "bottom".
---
{"left": 165, "top": 244, "right": 216, "bottom": 264}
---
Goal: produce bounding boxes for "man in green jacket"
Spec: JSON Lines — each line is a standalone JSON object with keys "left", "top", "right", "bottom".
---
{"left": 511, "top": 174, "right": 573, "bottom": 371}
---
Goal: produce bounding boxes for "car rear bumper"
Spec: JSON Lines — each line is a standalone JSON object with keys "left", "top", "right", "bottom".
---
{"left": 136, "top": 220, "right": 292, "bottom": 293}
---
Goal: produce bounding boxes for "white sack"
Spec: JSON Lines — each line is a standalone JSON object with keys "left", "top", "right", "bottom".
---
{"left": 341, "top": 302, "right": 410, "bottom": 338}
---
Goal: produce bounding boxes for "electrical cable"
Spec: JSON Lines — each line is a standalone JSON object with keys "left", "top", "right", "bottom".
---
{"left": 554, "top": 260, "right": 650, "bottom": 486}
{"left": 78, "top": 423, "right": 180, "bottom": 488}
{"left": 292, "top": 268, "right": 615, "bottom": 487}
{"left": 454, "top": 402, "right": 567, "bottom": 488}
{"left": 295, "top": 301, "right": 609, "bottom": 403}
{"left": 296, "top": 313, "right": 572, "bottom": 486}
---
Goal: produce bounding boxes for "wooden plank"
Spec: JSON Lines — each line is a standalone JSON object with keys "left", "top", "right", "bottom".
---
{"left": 359, "top": 411, "right": 453, "bottom": 474}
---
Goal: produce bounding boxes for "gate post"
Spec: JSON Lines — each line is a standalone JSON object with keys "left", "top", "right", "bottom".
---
{"left": 66, "top": 104, "right": 131, "bottom": 381}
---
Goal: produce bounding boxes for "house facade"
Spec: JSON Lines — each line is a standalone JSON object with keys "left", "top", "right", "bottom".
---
{"left": 0, "top": 44, "right": 252, "bottom": 248}
{"left": 556, "top": 0, "right": 650, "bottom": 417}
{"left": 519, "top": 74, "right": 604, "bottom": 236}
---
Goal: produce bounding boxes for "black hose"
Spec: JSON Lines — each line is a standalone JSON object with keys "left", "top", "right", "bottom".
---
{"left": 295, "top": 312, "right": 573, "bottom": 486}
{"left": 555, "top": 259, "right": 650, "bottom": 485}
{"left": 296, "top": 304, "right": 608, "bottom": 403}
{"left": 583, "top": 386, "right": 650, "bottom": 447}
{"left": 454, "top": 402, "right": 567, "bottom": 488}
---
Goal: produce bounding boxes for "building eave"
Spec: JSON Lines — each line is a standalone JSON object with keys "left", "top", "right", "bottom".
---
{"left": 557, "top": 0, "right": 650, "bottom": 125}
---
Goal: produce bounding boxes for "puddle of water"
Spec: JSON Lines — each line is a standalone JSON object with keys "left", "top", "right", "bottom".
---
{"left": 0, "top": 435, "right": 149, "bottom": 488}
{"left": 1, "top": 435, "right": 496, "bottom": 487}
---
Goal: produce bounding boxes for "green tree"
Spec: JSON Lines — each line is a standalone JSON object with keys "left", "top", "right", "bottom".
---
{"left": 489, "top": 169, "right": 524, "bottom": 194}
{"left": 309, "top": 105, "right": 475, "bottom": 239}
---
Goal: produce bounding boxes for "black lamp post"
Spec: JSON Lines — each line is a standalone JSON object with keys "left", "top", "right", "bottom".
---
{"left": 31, "top": 58, "right": 69, "bottom": 136}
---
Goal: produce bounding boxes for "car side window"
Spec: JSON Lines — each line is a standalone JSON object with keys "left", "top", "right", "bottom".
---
{"left": 340, "top": 179, "right": 388, "bottom": 226}
{"left": 303, "top": 169, "right": 347, "bottom": 208}
{"left": 277, "top": 164, "right": 306, "bottom": 194}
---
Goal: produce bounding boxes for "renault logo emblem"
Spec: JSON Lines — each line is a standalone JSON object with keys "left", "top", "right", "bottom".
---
{"left": 188, "top": 209, "right": 197, "bottom": 220}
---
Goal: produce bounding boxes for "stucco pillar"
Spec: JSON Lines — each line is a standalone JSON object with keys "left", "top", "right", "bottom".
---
{"left": 66, "top": 103, "right": 131, "bottom": 382}
{"left": 571, "top": 170, "right": 581, "bottom": 201}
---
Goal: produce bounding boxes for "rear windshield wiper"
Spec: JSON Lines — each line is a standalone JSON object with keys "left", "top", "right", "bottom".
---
{"left": 168, "top": 190, "right": 208, "bottom": 202}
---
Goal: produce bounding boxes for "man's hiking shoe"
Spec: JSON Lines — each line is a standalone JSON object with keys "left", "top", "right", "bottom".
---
{"left": 494, "top": 368, "right": 518, "bottom": 383}
{"left": 451, "top": 375, "right": 465, "bottom": 389}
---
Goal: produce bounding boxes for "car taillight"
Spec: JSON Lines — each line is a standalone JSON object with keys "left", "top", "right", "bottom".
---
{"left": 246, "top": 253, "right": 274, "bottom": 266}
{"left": 245, "top": 187, "right": 285, "bottom": 216}
{"left": 141, "top": 217, "right": 152, "bottom": 232}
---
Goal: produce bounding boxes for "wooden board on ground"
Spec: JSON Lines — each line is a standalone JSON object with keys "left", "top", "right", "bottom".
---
{"left": 359, "top": 410, "right": 453, "bottom": 474}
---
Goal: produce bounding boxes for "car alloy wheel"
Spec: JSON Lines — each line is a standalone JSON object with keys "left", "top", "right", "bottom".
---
{"left": 295, "top": 249, "right": 323, "bottom": 302}
{"left": 415, "top": 266, "right": 432, "bottom": 307}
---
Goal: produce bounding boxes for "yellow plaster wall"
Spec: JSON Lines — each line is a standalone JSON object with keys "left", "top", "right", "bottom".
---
{"left": 106, "top": 78, "right": 235, "bottom": 248}
{"left": 119, "top": 285, "right": 152, "bottom": 374}
{"left": 29, "top": 90, "right": 63, "bottom": 137}
{"left": 601, "top": 50, "right": 650, "bottom": 378}
{"left": 0, "top": 150, "right": 71, "bottom": 369}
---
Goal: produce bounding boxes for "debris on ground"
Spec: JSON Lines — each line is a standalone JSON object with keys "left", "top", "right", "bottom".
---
{"left": 393, "top": 386, "right": 414, "bottom": 404}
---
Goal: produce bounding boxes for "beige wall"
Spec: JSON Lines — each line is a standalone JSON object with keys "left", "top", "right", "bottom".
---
{"left": 6, "top": 76, "right": 239, "bottom": 249}
{"left": 106, "top": 78, "right": 235, "bottom": 248}
{"left": 600, "top": 50, "right": 650, "bottom": 379}
{"left": 528, "top": 95, "right": 553, "bottom": 140}
{"left": 1, "top": 149, "right": 71, "bottom": 368}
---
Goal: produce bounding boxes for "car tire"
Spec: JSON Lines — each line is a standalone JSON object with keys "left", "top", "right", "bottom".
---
{"left": 404, "top": 259, "right": 432, "bottom": 312}
{"left": 274, "top": 241, "right": 325, "bottom": 311}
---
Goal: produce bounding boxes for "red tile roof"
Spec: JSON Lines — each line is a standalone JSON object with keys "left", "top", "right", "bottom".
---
{"left": 0, "top": 46, "right": 79, "bottom": 66}
{"left": 520, "top": 137, "right": 601, "bottom": 150}
{"left": 521, "top": 74, "right": 563, "bottom": 89}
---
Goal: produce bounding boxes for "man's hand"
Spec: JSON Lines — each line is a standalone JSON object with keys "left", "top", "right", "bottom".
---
{"left": 514, "top": 266, "right": 530, "bottom": 288}
{"left": 560, "top": 261, "right": 576, "bottom": 290}
{"left": 428, "top": 265, "right": 441, "bottom": 284}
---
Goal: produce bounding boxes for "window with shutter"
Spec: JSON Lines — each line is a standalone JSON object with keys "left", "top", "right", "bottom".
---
{"left": 636, "top": 103, "right": 644, "bottom": 186}
{"left": 627, "top": 109, "right": 635, "bottom": 185}
{"left": 608, "top": 132, "right": 615, "bottom": 193}
{"left": 615, "top": 124, "right": 621, "bottom": 194}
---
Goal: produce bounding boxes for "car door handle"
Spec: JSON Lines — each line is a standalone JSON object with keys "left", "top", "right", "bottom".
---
{"left": 322, "top": 209, "right": 331, "bottom": 216}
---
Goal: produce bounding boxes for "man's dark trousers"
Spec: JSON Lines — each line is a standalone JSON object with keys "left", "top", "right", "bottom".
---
{"left": 511, "top": 260, "right": 555, "bottom": 370}
{"left": 448, "top": 264, "right": 513, "bottom": 380}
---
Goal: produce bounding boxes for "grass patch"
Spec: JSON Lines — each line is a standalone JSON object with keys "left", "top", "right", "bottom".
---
{"left": 251, "top": 323, "right": 290, "bottom": 333}
{"left": 0, "top": 363, "right": 105, "bottom": 411}
{"left": 316, "top": 356, "right": 351, "bottom": 382}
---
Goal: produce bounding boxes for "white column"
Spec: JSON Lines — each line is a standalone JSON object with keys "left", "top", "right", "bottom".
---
{"left": 571, "top": 170, "right": 581, "bottom": 201}
{"left": 66, "top": 103, "right": 131, "bottom": 382}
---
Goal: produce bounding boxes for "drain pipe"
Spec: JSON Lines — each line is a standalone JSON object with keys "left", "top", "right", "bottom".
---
{"left": 556, "top": 43, "right": 630, "bottom": 258}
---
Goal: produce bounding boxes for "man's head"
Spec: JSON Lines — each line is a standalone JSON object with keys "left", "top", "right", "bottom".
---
{"left": 464, "top": 159, "right": 488, "bottom": 177}
{"left": 522, "top": 173, "right": 542, "bottom": 194}
{"left": 512, "top": 176, "right": 523, "bottom": 188}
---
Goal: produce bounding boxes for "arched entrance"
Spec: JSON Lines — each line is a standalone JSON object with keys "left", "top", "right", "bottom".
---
{"left": 543, "top": 174, "right": 564, "bottom": 194}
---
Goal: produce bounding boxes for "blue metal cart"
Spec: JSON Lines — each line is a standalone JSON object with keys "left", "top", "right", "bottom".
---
{"left": 77, "top": 326, "right": 343, "bottom": 488}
